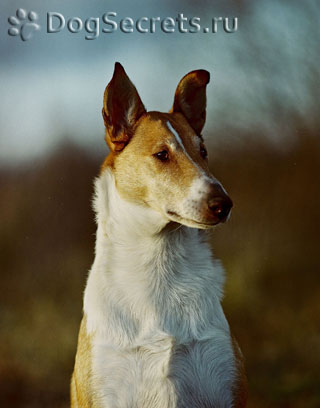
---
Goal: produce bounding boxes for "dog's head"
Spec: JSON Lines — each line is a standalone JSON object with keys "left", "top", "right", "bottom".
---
{"left": 101, "top": 62, "right": 232, "bottom": 229}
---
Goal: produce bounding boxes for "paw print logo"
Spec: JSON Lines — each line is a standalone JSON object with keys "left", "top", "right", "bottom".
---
{"left": 8, "top": 8, "right": 40, "bottom": 41}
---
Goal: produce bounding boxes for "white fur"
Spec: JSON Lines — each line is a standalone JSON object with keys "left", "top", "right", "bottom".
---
{"left": 167, "top": 120, "right": 185, "bottom": 153}
{"left": 83, "top": 169, "right": 237, "bottom": 407}
{"left": 178, "top": 177, "right": 212, "bottom": 222}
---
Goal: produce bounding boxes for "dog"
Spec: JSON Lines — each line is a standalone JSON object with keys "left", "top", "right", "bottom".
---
{"left": 71, "top": 62, "right": 247, "bottom": 407}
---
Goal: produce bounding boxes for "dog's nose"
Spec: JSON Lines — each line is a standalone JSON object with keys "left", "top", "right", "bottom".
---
{"left": 207, "top": 185, "right": 233, "bottom": 222}
{"left": 208, "top": 196, "right": 233, "bottom": 221}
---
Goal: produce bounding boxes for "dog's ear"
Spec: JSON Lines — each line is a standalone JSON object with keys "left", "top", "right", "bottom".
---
{"left": 102, "top": 62, "right": 146, "bottom": 152}
{"left": 170, "top": 69, "right": 210, "bottom": 136}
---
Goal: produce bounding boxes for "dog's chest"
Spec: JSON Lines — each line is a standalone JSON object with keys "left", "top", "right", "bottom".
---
{"left": 92, "top": 327, "right": 235, "bottom": 408}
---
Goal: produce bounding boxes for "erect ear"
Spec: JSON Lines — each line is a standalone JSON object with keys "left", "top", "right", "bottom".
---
{"left": 102, "top": 62, "right": 146, "bottom": 152}
{"left": 170, "top": 69, "right": 210, "bottom": 136}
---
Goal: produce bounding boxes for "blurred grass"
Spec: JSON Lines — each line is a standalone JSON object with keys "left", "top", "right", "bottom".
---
{"left": 0, "top": 121, "right": 319, "bottom": 406}
{"left": 0, "top": 144, "right": 98, "bottom": 407}
{"left": 211, "top": 120, "right": 320, "bottom": 407}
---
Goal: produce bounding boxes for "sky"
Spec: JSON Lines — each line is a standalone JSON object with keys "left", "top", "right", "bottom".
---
{"left": 0, "top": 0, "right": 318, "bottom": 163}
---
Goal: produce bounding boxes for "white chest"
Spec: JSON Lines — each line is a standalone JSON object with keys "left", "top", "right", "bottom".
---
{"left": 84, "top": 172, "right": 237, "bottom": 407}
{"left": 92, "top": 326, "right": 235, "bottom": 408}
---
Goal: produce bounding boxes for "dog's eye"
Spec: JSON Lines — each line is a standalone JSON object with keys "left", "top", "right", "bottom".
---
{"left": 200, "top": 145, "right": 208, "bottom": 159}
{"left": 154, "top": 150, "right": 169, "bottom": 162}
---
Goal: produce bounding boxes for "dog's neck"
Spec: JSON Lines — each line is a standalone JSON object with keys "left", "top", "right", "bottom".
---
{"left": 84, "top": 169, "right": 229, "bottom": 345}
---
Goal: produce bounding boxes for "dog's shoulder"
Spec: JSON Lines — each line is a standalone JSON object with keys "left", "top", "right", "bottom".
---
{"left": 231, "top": 334, "right": 248, "bottom": 407}
{"left": 71, "top": 315, "right": 94, "bottom": 407}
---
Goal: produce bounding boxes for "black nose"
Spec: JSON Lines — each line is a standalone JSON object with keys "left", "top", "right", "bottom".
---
{"left": 208, "top": 187, "right": 233, "bottom": 222}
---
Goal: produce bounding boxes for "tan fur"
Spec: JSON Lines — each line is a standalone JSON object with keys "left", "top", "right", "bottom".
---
{"left": 100, "top": 64, "right": 215, "bottom": 223}
{"left": 71, "top": 316, "right": 93, "bottom": 407}
{"left": 103, "top": 112, "right": 216, "bottom": 229}
{"left": 113, "top": 113, "right": 202, "bottom": 201}
{"left": 231, "top": 334, "right": 248, "bottom": 407}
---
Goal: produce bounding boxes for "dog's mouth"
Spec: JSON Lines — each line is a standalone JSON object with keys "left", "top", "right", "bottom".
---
{"left": 166, "top": 210, "right": 218, "bottom": 229}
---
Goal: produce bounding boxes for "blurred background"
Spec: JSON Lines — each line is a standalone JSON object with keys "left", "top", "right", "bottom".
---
{"left": 0, "top": 0, "right": 319, "bottom": 406}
